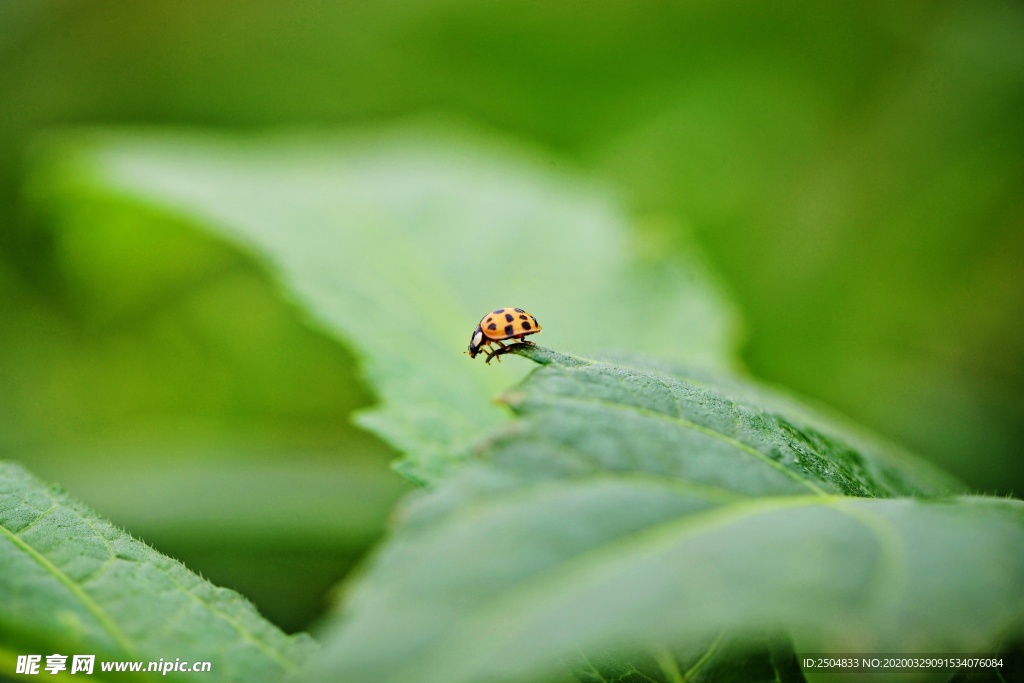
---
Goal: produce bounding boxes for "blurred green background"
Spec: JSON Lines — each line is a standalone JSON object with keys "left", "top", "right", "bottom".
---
{"left": 1, "top": 1, "right": 1022, "bottom": 633}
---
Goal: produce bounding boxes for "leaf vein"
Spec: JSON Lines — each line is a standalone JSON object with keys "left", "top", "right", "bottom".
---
{"left": 13, "top": 504, "right": 60, "bottom": 537}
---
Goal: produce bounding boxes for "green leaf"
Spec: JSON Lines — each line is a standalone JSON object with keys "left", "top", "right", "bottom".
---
{"left": 566, "top": 633, "right": 806, "bottom": 683}
{"left": 0, "top": 461, "right": 314, "bottom": 683}
{"left": 478, "top": 346, "right": 964, "bottom": 498}
{"left": 33, "top": 127, "right": 739, "bottom": 484}
{"left": 309, "top": 350, "right": 1022, "bottom": 683}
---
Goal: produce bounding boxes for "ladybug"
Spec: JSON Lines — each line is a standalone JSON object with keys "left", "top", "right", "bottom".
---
{"left": 467, "top": 307, "right": 542, "bottom": 363}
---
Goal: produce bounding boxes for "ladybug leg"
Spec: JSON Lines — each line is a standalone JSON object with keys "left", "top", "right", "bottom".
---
{"left": 486, "top": 341, "right": 506, "bottom": 364}
{"left": 484, "top": 337, "right": 538, "bottom": 365}
{"left": 485, "top": 339, "right": 505, "bottom": 366}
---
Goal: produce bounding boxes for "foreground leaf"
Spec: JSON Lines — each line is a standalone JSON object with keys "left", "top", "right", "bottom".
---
{"left": 0, "top": 462, "right": 314, "bottom": 683}
{"left": 315, "top": 487, "right": 1022, "bottom": 683}
{"left": 35, "top": 128, "right": 739, "bottom": 484}
{"left": 310, "top": 351, "right": 1021, "bottom": 683}
{"left": 567, "top": 633, "right": 806, "bottom": 683}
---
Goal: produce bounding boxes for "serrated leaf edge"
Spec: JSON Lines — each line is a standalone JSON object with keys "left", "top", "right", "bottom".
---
{"left": 1, "top": 470, "right": 306, "bottom": 674}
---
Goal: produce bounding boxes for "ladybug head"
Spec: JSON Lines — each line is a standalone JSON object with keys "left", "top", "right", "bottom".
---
{"left": 467, "top": 326, "right": 484, "bottom": 358}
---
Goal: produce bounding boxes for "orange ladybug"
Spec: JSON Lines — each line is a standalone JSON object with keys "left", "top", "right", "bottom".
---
{"left": 467, "top": 307, "right": 542, "bottom": 363}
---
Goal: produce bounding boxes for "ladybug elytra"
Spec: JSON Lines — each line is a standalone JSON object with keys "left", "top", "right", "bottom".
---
{"left": 467, "top": 307, "right": 542, "bottom": 363}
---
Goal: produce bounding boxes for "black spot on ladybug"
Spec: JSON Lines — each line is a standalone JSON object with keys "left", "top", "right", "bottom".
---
{"left": 514, "top": 308, "right": 524, "bottom": 312}
{"left": 493, "top": 309, "right": 504, "bottom": 314}
{"left": 504, "top": 313, "right": 514, "bottom": 322}
{"left": 486, "top": 317, "right": 493, "bottom": 323}
{"left": 519, "top": 314, "right": 527, "bottom": 320}
{"left": 504, "top": 324, "right": 514, "bottom": 336}
{"left": 522, "top": 321, "right": 532, "bottom": 331}
{"left": 487, "top": 323, "right": 497, "bottom": 331}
